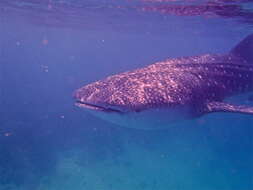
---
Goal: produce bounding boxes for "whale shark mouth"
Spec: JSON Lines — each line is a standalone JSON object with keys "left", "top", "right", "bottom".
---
{"left": 75, "top": 100, "right": 123, "bottom": 113}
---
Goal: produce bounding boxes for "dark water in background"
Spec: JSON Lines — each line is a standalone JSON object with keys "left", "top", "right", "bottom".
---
{"left": 0, "top": 0, "right": 253, "bottom": 189}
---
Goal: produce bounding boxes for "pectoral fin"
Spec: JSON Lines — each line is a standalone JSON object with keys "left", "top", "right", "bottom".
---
{"left": 207, "top": 101, "right": 253, "bottom": 115}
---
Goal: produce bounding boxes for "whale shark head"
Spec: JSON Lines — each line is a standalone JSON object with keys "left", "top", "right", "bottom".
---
{"left": 74, "top": 76, "right": 132, "bottom": 114}
{"left": 73, "top": 70, "right": 193, "bottom": 129}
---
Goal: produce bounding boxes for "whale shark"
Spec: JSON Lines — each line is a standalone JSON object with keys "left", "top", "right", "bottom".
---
{"left": 74, "top": 34, "right": 253, "bottom": 129}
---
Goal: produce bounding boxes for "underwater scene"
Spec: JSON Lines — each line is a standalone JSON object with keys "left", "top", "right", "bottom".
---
{"left": 1, "top": 0, "right": 253, "bottom": 189}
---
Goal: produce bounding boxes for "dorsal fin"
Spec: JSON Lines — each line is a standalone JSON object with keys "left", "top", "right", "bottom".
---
{"left": 231, "top": 34, "right": 253, "bottom": 63}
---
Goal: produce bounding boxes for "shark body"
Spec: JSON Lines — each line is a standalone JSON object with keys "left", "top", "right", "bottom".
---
{"left": 74, "top": 34, "right": 253, "bottom": 129}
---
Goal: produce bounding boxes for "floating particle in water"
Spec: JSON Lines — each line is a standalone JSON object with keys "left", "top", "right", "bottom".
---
{"left": 41, "top": 65, "right": 49, "bottom": 72}
{"left": 4, "top": 133, "right": 12, "bottom": 137}
{"left": 42, "top": 39, "right": 49, "bottom": 45}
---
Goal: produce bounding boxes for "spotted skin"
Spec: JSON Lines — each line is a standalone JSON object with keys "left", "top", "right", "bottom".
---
{"left": 74, "top": 34, "right": 253, "bottom": 129}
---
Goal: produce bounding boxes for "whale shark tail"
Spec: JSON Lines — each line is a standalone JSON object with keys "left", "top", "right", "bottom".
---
{"left": 231, "top": 34, "right": 253, "bottom": 63}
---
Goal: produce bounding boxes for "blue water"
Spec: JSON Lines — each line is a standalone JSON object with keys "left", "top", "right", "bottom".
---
{"left": 0, "top": 0, "right": 253, "bottom": 189}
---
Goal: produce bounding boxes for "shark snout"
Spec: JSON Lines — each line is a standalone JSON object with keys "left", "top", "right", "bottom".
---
{"left": 75, "top": 99, "right": 125, "bottom": 113}
{"left": 73, "top": 86, "right": 125, "bottom": 113}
